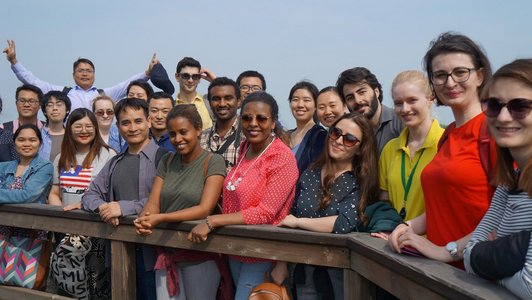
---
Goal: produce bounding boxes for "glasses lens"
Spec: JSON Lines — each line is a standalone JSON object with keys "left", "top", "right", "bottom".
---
{"left": 180, "top": 73, "right": 191, "bottom": 80}
{"left": 329, "top": 127, "right": 342, "bottom": 140}
{"left": 241, "top": 114, "right": 253, "bottom": 123}
{"left": 507, "top": 98, "right": 532, "bottom": 119}
{"left": 256, "top": 115, "right": 269, "bottom": 124}
{"left": 343, "top": 134, "right": 359, "bottom": 147}
{"left": 240, "top": 85, "right": 250, "bottom": 91}
{"left": 482, "top": 98, "right": 501, "bottom": 118}
{"left": 106, "top": 109, "right": 114, "bottom": 116}
{"left": 191, "top": 74, "right": 201, "bottom": 81}
{"left": 451, "top": 68, "right": 471, "bottom": 83}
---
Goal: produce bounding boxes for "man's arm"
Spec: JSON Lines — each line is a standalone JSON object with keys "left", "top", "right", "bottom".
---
{"left": 103, "top": 54, "right": 157, "bottom": 100}
{"left": 4, "top": 40, "right": 63, "bottom": 93}
{"left": 81, "top": 159, "right": 114, "bottom": 212}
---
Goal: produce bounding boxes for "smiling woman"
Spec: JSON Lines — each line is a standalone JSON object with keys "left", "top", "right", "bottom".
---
{"left": 287, "top": 81, "right": 327, "bottom": 174}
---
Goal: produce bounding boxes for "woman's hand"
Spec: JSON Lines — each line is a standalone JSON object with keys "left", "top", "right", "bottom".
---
{"left": 187, "top": 221, "right": 212, "bottom": 243}
{"left": 388, "top": 223, "right": 413, "bottom": 253}
{"left": 371, "top": 232, "right": 390, "bottom": 240}
{"left": 63, "top": 202, "right": 81, "bottom": 211}
{"left": 271, "top": 261, "right": 289, "bottom": 285}
{"left": 134, "top": 212, "right": 161, "bottom": 235}
{"left": 278, "top": 214, "right": 298, "bottom": 228}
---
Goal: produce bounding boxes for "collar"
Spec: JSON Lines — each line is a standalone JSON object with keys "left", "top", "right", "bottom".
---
{"left": 119, "top": 138, "right": 159, "bottom": 162}
{"left": 150, "top": 130, "right": 169, "bottom": 143}
{"left": 379, "top": 105, "right": 395, "bottom": 124}
{"left": 397, "top": 119, "right": 443, "bottom": 152}
{"left": 176, "top": 93, "right": 203, "bottom": 104}
{"left": 74, "top": 86, "right": 98, "bottom": 91}
{"left": 13, "top": 119, "right": 45, "bottom": 131}
{"left": 211, "top": 117, "right": 240, "bottom": 139}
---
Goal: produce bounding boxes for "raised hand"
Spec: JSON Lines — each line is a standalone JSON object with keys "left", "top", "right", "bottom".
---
{"left": 146, "top": 53, "right": 159, "bottom": 76}
{"left": 3, "top": 40, "right": 17, "bottom": 64}
{"left": 200, "top": 68, "right": 217, "bottom": 82}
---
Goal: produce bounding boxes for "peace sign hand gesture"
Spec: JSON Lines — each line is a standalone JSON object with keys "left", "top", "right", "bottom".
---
{"left": 3, "top": 40, "right": 17, "bottom": 65}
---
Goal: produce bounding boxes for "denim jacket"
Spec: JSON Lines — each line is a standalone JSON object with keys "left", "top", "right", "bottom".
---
{"left": 0, "top": 155, "right": 53, "bottom": 204}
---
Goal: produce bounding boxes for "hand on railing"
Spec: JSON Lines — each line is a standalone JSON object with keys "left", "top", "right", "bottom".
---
{"left": 188, "top": 221, "right": 211, "bottom": 243}
{"left": 99, "top": 203, "right": 122, "bottom": 226}
{"left": 134, "top": 212, "right": 165, "bottom": 235}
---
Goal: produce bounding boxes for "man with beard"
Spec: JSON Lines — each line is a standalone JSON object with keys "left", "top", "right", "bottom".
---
{"left": 200, "top": 77, "right": 243, "bottom": 172}
{"left": 336, "top": 67, "right": 403, "bottom": 154}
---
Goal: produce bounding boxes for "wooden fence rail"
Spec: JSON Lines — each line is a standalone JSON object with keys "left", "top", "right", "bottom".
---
{"left": 0, "top": 204, "right": 519, "bottom": 300}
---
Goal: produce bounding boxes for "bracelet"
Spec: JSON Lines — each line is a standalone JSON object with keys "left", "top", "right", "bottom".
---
{"left": 205, "top": 216, "right": 214, "bottom": 232}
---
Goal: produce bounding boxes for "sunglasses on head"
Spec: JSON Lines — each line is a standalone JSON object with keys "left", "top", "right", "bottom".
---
{"left": 481, "top": 97, "right": 532, "bottom": 119}
{"left": 95, "top": 109, "right": 114, "bottom": 117}
{"left": 241, "top": 114, "right": 272, "bottom": 126}
{"left": 180, "top": 73, "right": 201, "bottom": 81}
{"left": 328, "top": 126, "right": 360, "bottom": 147}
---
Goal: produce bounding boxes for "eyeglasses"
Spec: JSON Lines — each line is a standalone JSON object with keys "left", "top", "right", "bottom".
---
{"left": 241, "top": 114, "right": 272, "bottom": 126}
{"left": 240, "top": 85, "right": 262, "bottom": 92}
{"left": 16, "top": 98, "right": 39, "bottom": 105}
{"left": 71, "top": 124, "right": 95, "bottom": 133}
{"left": 179, "top": 73, "right": 201, "bottom": 81}
{"left": 481, "top": 97, "right": 532, "bottom": 119}
{"left": 95, "top": 109, "right": 114, "bottom": 117}
{"left": 328, "top": 126, "right": 360, "bottom": 147}
{"left": 75, "top": 68, "right": 94, "bottom": 74}
{"left": 46, "top": 101, "right": 65, "bottom": 108}
{"left": 431, "top": 67, "right": 477, "bottom": 86}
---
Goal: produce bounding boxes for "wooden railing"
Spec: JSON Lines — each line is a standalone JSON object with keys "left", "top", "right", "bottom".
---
{"left": 0, "top": 204, "right": 519, "bottom": 300}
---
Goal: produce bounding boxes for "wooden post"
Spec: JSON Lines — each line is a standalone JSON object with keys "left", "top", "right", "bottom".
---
{"left": 344, "top": 268, "right": 375, "bottom": 300}
{"left": 110, "top": 240, "right": 136, "bottom": 300}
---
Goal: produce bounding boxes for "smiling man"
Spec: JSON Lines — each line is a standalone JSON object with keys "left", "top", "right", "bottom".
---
{"left": 39, "top": 91, "right": 71, "bottom": 161}
{"left": 336, "top": 67, "right": 403, "bottom": 155}
{"left": 200, "top": 77, "right": 243, "bottom": 171}
{"left": 3, "top": 40, "right": 155, "bottom": 112}
{"left": 148, "top": 92, "right": 175, "bottom": 152}
{"left": 175, "top": 56, "right": 215, "bottom": 130}
{"left": 0, "top": 84, "right": 44, "bottom": 162}
{"left": 236, "top": 70, "right": 266, "bottom": 101}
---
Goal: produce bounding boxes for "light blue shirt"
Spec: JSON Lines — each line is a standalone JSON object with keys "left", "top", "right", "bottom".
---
{"left": 12, "top": 62, "right": 149, "bottom": 112}
{"left": 0, "top": 155, "right": 53, "bottom": 204}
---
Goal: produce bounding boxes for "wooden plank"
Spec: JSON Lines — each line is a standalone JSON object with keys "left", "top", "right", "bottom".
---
{"left": 344, "top": 268, "right": 375, "bottom": 300}
{"left": 110, "top": 241, "right": 136, "bottom": 300}
{"left": 347, "top": 234, "right": 519, "bottom": 300}
{"left": 0, "top": 286, "right": 75, "bottom": 300}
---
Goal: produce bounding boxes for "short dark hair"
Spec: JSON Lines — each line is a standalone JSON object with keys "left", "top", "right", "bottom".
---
{"left": 236, "top": 70, "right": 267, "bottom": 90}
{"left": 423, "top": 32, "right": 492, "bottom": 105}
{"left": 127, "top": 80, "right": 154, "bottom": 98}
{"left": 13, "top": 123, "right": 43, "bottom": 144}
{"left": 16, "top": 84, "right": 43, "bottom": 103}
{"left": 207, "top": 77, "right": 240, "bottom": 101}
{"left": 336, "top": 67, "right": 383, "bottom": 102}
{"left": 175, "top": 57, "right": 201, "bottom": 74}
{"left": 318, "top": 86, "right": 345, "bottom": 104}
{"left": 166, "top": 104, "right": 202, "bottom": 131}
{"left": 41, "top": 91, "right": 72, "bottom": 123}
{"left": 147, "top": 92, "right": 175, "bottom": 106}
{"left": 114, "top": 98, "right": 149, "bottom": 121}
{"left": 73, "top": 58, "right": 95, "bottom": 72}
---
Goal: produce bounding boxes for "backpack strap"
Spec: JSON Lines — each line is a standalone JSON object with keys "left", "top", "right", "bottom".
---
{"left": 62, "top": 87, "right": 72, "bottom": 94}
{"left": 97, "top": 89, "right": 105, "bottom": 96}
{"left": 478, "top": 118, "right": 496, "bottom": 183}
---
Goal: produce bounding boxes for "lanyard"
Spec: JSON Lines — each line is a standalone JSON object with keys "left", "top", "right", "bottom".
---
{"left": 400, "top": 148, "right": 425, "bottom": 219}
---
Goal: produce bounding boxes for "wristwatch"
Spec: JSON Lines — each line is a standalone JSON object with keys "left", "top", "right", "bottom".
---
{"left": 445, "top": 241, "right": 459, "bottom": 260}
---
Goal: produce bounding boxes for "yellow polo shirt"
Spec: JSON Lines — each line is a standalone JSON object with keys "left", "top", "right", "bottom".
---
{"left": 176, "top": 93, "right": 213, "bottom": 130}
{"left": 379, "top": 119, "right": 444, "bottom": 221}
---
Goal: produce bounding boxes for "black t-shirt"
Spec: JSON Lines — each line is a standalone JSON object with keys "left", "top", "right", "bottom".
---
{"left": 112, "top": 152, "right": 140, "bottom": 200}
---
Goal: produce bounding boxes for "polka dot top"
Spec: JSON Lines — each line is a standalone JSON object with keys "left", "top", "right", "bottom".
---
{"left": 292, "top": 168, "right": 360, "bottom": 234}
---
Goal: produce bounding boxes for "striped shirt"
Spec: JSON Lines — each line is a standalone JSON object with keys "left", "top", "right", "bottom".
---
{"left": 464, "top": 186, "right": 532, "bottom": 299}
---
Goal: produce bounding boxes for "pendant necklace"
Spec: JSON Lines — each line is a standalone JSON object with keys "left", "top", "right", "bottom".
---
{"left": 226, "top": 137, "right": 275, "bottom": 191}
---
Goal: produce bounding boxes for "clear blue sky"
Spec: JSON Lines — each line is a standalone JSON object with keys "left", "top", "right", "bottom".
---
{"left": 1, "top": 0, "right": 531, "bottom": 127}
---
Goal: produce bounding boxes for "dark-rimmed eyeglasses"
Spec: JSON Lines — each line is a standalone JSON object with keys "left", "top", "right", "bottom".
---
{"left": 240, "top": 85, "right": 262, "bottom": 92}
{"left": 431, "top": 67, "right": 477, "bottom": 86}
{"left": 241, "top": 114, "right": 272, "bottom": 126}
{"left": 179, "top": 73, "right": 201, "bottom": 81}
{"left": 481, "top": 97, "right": 532, "bottom": 119}
{"left": 95, "top": 109, "right": 114, "bottom": 117}
{"left": 16, "top": 98, "right": 39, "bottom": 105}
{"left": 328, "top": 126, "right": 360, "bottom": 147}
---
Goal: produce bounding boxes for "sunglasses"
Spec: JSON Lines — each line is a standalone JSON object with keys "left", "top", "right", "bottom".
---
{"left": 179, "top": 73, "right": 201, "bottom": 81}
{"left": 241, "top": 114, "right": 272, "bottom": 126}
{"left": 95, "top": 109, "right": 114, "bottom": 117}
{"left": 481, "top": 97, "right": 532, "bottom": 119}
{"left": 328, "top": 126, "right": 360, "bottom": 147}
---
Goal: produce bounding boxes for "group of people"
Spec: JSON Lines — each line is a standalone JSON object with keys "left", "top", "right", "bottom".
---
{"left": 0, "top": 31, "right": 530, "bottom": 300}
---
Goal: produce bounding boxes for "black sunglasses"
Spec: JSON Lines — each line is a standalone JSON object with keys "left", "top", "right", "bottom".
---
{"left": 328, "top": 127, "right": 360, "bottom": 147}
{"left": 481, "top": 97, "right": 532, "bottom": 119}
{"left": 179, "top": 73, "right": 201, "bottom": 81}
{"left": 241, "top": 114, "right": 272, "bottom": 125}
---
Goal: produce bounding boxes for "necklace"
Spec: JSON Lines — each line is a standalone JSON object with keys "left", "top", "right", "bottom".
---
{"left": 226, "top": 137, "right": 275, "bottom": 191}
